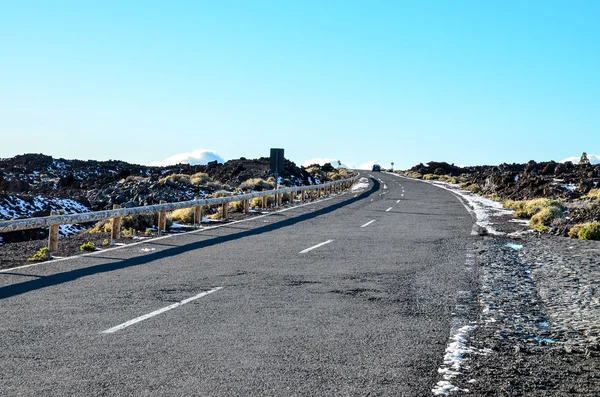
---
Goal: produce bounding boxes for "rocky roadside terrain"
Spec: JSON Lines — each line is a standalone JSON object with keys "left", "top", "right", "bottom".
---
{"left": 0, "top": 153, "right": 351, "bottom": 267}
{"left": 403, "top": 172, "right": 600, "bottom": 396}
{"left": 452, "top": 230, "right": 600, "bottom": 396}
{"left": 407, "top": 160, "right": 600, "bottom": 236}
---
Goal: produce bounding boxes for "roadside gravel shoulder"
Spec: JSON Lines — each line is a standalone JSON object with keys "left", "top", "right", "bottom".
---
{"left": 455, "top": 230, "right": 600, "bottom": 395}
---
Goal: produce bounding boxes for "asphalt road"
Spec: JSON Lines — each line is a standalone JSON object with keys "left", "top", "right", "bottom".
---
{"left": 0, "top": 172, "right": 475, "bottom": 396}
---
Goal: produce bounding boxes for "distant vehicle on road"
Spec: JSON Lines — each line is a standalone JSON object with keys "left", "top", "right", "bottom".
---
{"left": 372, "top": 164, "right": 381, "bottom": 172}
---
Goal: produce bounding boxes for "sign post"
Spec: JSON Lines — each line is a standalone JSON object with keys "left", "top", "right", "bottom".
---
{"left": 270, "top": 148, "right": 285, "bottom": 206}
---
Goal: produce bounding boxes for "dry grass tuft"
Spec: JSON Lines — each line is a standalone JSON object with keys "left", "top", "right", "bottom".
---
{"left": 171, "top": 208, "right": 195, "bottom": 224}
{"left": 191, "top": 173, "right": 212, "bottom": 186}
{"left": 159, "top": 174, "right": 191, "bottom": 185}
{"left": 239, "top": 178, "right": 274, "bottom": 191}
{"left": 569, "top": 222, "right": 600, "bottom": 240}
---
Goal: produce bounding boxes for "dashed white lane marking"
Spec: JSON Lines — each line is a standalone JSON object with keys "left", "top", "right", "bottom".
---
{"left": 360, "top": 220, "right": 376, "bottom": 228}
{"left": 401, "top": 194, "right": 404, "bottom": 197}
{"left": 101, "top": 287, "right": 223, "bottom": 334}
{"left": 386, "top": 207, "right": 393, "bottom": 212}
{"left": 299, "top": 240, "right": 333, "bottom": 254}
{"left": 396, "top": 200, "right": 401, "bottom": 203}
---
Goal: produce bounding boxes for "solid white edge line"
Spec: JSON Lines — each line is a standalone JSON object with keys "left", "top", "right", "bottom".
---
{"left": 1, "top": 190, "right": 352, "bottom": 273}
{"left": 386, "top": 207, "right": 393, "bottom": 212}
{"left": 299, "top": 240, "right": 333, "bottom": 254}
{"left": 101, "top": 287, "right": 223, "bottom": 334}
{"left": 360, "top": 220, "right": 376, "bottom": 228}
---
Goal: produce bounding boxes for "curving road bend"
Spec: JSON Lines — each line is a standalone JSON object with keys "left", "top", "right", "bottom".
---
{"left": 0, "top": 171, "right": 476, "bottom": 396}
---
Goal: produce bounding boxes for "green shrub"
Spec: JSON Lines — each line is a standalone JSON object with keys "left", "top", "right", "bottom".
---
{"left": 529, "top": 206, "right": 564, "bottom": 230}
{"left": 568, "top": 224, "right": 582, "bottom": 238}
{"left": 122, "top": 227, "right": 136, "bottom": 237}
{"left": 79, "top": 242, "right": 96, "bottom": 252}
{"left": 576, "top": 222, "right": 600, "bottom": 240}
{"left": 28, "top": 247, "right": 50, "bottom": 262}
{"left": 88, "top": 220, "right": 111, "bottom": 234}
{"left": 102, "top": 239, "right": 110, "bottom": 246}
{"left": 504, "top": 198, "right": 564, "bottom": 219}
{"left": 423, "top": 174, "right": 438, "bottom": 181}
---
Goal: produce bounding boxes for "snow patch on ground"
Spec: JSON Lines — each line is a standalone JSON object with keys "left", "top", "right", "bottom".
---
{"left": 506, "top": 243, "right": 523, "bottom": 251}
{"left": 429, "top": 181, "right": 513, "bottom": 235}
{"left": 385, "top": 173, "right": 517, "bottom": 235}
{"left": 351, "top": 177, "right": 369, "bottom": 191}
{"left": 0, "top": 195, "right": 90, "bottom": 220}
{"left": 0, "top": 195, "right": 91, "bottom": 237}
{"left": 432, "top": 325, "right": 477, "bottom": 395}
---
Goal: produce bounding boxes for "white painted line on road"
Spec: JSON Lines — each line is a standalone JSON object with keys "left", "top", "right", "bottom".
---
{"left": 396, "top": 200, "right": 401, "bottom": 203}
{"left": 401, "top": 194, "right": 404, "bottom": 197}
{"left": 101, "top": 287, "right": 223, "bottom": 334}
{"left": 360, "top": 220, "right": 376, "bottom": 228}
{"left": 386, "top": 207, "right": 393, "bottom": 212}
{"left": 299, "top": 240, "right": 333, "bottom": 254}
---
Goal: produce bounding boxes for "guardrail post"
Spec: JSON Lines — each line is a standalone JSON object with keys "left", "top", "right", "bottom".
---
{"left": 311, "top": 189, "right": 316, "bottom": 200}
{"left": 194, "top": 205, "right": 202, "bottom": 228}
{"left": 277, "top": 187, "right": 283, "bottom": 206}
{"left": 221, "top": 201, "right": 228, "bottom": 220}
{"left": 290, "top": 190, "right": 295, "bottom": 204}
{"left": 47, "top": 211, "right": 59, "bottom": 255}
{"left": 110, "top": 204, "right": 122, "bottom": 245}
{"left": 243, "top": 199, "right": 249, "bottom": 214}
{"left": 262, "top": 195, "right": 267, "bottom": 209}
{"left": 158, "top": 200, "right": 167, "bottom": 235}
{"left": 301, "top": 190, "right": 306, "bottom": 201}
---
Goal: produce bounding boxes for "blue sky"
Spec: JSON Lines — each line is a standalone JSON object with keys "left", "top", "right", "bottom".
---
{"left": 1, "top": 1, "right": 598, "bottom": 169}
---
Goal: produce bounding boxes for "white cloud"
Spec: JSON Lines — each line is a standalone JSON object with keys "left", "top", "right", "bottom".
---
{"left": 148, "top": 149, "right": 225, "bottom": 167}
{"left": 303, "top": 158, "right": 353, "bottom": 168}
{"left": 560, "top": 154, "right": 600, "bottom": 165}
{"left": 357, "top": 161, "right": 379, "bottom": 170}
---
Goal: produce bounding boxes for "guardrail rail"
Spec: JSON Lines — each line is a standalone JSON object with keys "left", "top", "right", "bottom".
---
{"left": 0, "top": 175, "right": 360, "bottom": 254}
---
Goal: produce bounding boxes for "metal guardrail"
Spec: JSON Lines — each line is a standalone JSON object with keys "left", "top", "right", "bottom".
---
{"left": 0, "top": 175, "right": 360, "bottom": 234}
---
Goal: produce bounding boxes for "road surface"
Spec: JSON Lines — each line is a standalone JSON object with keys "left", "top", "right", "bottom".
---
{"left": 0, "top": 172, "right": 476, "bottom": 396}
